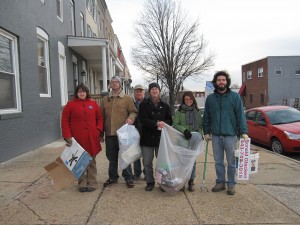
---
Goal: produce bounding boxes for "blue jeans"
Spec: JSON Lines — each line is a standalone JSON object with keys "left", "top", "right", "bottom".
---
{"left": 211, "top": 135, "right": 237, "bottom": 187}
{"left": 141, "top": 146, "right": 158, "bottom": 184}
{"left": 105, "top": 136, "right": 133, "bottom": 182}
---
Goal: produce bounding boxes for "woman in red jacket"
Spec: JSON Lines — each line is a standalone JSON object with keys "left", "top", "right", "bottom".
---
{"left": 61, "top": 84, "right": 103, "bottom": 192}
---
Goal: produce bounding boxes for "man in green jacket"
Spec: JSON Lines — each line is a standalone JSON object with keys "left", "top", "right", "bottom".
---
{"left": 203, "top": 71, "right": 248, "bottom": 195}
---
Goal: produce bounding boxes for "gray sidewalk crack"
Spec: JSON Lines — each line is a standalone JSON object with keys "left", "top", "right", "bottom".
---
{"left": 85, "top": 186, "right": 105, "bottom": 225}
{"left": 183, "top": 191, "right": 203, "bottom": 225}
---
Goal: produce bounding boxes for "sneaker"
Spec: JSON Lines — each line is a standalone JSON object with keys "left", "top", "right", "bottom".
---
{"left": 211, "top": 183, "right": 226, "bottom": 192}
{"left": 86, "top": 187, "right": 96, "bottom": 192}
{"left": 103, "top": 178, "right": 118, "bottom": 187}
{"left": 78, "top": 187, "right": 87, "bottom": 192}
{"left": 126, "top": 180, "right": 134, "bottom": 188}
{"left": 227, "top": 186, "right": 235, "bottom": 195}
{"left": 145, "top": 183, "right": 155, "bottom": 191}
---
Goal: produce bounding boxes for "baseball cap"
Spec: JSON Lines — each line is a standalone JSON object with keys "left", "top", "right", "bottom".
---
{"left": 134, "top": 84, "right": 145, "bottom": 90}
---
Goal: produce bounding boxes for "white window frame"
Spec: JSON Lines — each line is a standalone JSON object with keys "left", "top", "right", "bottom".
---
{"left": 275, "top": 66, "right": 282, "bottom": 75}
{"left": 0, "top": 29, "right": 22, "bottom": 114}
{"left": 247, "top": 70, "right": 252, "bottom": 80}
{"left": 295, "top": 66, "right": 300, "bottom": 75}
{"left": 57, "top": 0, "right": 63, "bottom": 22}
{"left": 87, "top": 25, "right": 92, "bottom": 37}
{"left": 258, "top": 67, "right": 263, "bottom": 78}
{"left": 80, "top": 12, "right": 85, "bottom": 37}
{"left": 37, "top": 27, "right": 51, "bottom": 97}
{"left": 70, "top": 0, "right": 75, "bottom": 35}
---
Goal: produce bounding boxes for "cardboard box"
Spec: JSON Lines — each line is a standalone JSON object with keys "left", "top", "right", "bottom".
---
{"left": 60, "top": 138, "right": 92, "bottom": 179}
{"left": 44, "top": 157, "right": 76, "bottom": 191}
{"left": 44, "top": 138, "right": 92, "bottom": 190}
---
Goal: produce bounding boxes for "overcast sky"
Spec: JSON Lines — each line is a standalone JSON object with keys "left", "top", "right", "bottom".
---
{"left": 106, "top": 0, "right": 300, "bottom": 91}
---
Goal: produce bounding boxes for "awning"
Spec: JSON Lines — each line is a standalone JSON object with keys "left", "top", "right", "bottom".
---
{"left": 238, "top": 84, "right": 246, "bottom": 96}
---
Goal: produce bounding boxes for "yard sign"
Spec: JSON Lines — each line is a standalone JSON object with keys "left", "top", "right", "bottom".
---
{"left": 237, "top": 138, "right": 251, "bottom": 180}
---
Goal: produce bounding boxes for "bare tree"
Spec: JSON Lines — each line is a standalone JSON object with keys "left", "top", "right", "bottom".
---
{"left": 131, "top": 0, "right": 214, "bottom": 114}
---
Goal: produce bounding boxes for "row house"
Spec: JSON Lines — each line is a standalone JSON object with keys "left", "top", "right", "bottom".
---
{"left": 240, "top": 56, "right": 300, "bottom": 109}
{"left": 0, "top": 0, "right": 131, "bottom": 163}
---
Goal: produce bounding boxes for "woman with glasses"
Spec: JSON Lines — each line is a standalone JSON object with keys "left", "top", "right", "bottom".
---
{"left": 61, "top": 84, "right": 103, "bottom": 192}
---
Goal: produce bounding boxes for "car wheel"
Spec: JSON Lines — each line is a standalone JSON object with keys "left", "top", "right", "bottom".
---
{"left": 271, "top": 138, "right": 284, "bottom": 154}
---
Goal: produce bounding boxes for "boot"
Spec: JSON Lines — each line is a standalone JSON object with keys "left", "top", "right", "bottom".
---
{"left": 188, "top": 179, "right": 195, "bottom": 192}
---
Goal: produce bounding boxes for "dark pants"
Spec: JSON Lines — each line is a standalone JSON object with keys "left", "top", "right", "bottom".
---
{"left": 105, "top": 136, "right": 134, "bottom": 182}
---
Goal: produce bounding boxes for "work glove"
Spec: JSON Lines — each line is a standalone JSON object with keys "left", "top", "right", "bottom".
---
{"left": 183, "top": 129, "right": 192, "bottom": 139}
{"left": 204, "top": 134, "right": 211, "bottom": 142}
{"left": 241, "top": 134, "right": 249, "bottom": 141}
{"left": 65, "top": 137, "right": 72, "bottom": 147}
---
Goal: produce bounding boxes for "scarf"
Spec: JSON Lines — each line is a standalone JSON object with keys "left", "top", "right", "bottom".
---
{"left": 181, "top": 104, "right": 199, "bottom": 131}
{"left": 150, "top": 97, "right": 160, "bottom": 107}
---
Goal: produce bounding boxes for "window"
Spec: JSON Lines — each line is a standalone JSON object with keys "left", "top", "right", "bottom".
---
{"left": 260, "top": 93, "right": 264, "bottom": 103}
{"left": 295, "top": 66, "right": 300, "bottom": 75}
{"left": 258, "top": 67, "right": 263, "bottom": 78}
{"left": 0, "top": 29, "right": 21, "bottom": 114}
{"left": 275, "top": 66, "right": 282, "bottom": 75}
{"left": 70, "top": 0, "right": 75, "bottom": 35}
{"left": 37, "top": 27, "right": 51, "bottom": 97}
{"left": 72, "top": 55, "right": 78, "bottom": 88}
{"left": 57, "top": 0, "right": 63, "bottom": 21}
{"left": 80, "top": 12, "right": 85, "bottom": 36}
{"left": 87, "top": 0, "right": 96, "bottom": 19}
{"left": 246, "top": 111, "right": 255, "bottom": 121}
{"left": 98, "top": 11, "right": 101, "bottom": 31}
{"left": 247, "top": 70, "right": 252, "bottom": 80}
{"left": 250, "top": 93, "right": 253, "bottom": 103}
{"left": 255, "top": 112, "right": 266, "bottom": 124}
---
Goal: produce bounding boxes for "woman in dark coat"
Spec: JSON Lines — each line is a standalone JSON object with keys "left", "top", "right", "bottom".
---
{"left": 138, "top": 82, "right": 172, "bottom": 191}
{"left": 61, "top": 84, "right": 103, "bottom": 192}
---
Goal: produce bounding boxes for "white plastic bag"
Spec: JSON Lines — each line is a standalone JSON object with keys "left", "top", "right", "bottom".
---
{"left": 117, "top": 124, "right": 142, "bottom": 169}
{"left": 155, "top": 124, "right": 204, "bottom": 193}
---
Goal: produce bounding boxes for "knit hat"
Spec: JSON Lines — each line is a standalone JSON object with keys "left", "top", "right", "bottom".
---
{"left": 111, "top": 76, "right": 122, "bottom": 86}
{"left": 148, "top": 82, "right": 160, "bottom": 92}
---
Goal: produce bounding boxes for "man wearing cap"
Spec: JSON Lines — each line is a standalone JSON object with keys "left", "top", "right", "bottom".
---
{"left": 138, "top": 82, "right": 172, "bottom": 191}
{"left": 100, "top": 76, "right": 138, "bottom": 188}
{"left": 130, "top": 84, "right": 145, "bottom": 180}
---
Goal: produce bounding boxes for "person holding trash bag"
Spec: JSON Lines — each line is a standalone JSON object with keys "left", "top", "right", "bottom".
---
{"left": 138, "top": 82, "right": 172, "bottom": 191}
{"left": 61, "top": 84, "right": 103, "bottom": 192}
{"left": 203, "top": 71, "right": 248, "bottom": 195}
{"left": 173, "top": 91, "right": 203, "bottom": 192}
{"left": 100, "top": 76, "right": 138, "bottom": 188}
{"left": 130, "top": 84, "right": 146, "bottom": 180}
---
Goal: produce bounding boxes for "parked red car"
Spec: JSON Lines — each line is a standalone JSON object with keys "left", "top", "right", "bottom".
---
{"left": 245, "top": 106, "right": 300, "bottom": 154}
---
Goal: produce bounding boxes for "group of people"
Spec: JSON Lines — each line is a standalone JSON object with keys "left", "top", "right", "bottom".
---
{"left": 61, "top": 70, "right": 248, "bottom": 196}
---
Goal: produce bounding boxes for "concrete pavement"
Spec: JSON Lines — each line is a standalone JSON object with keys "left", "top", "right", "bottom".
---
{"left": 0, "top": 140, "right": 300, "bottom": 225}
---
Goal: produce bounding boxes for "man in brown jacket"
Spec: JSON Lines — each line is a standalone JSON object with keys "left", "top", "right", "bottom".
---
{"left": 100, "top": 76, "right": 137, "bottom": 188}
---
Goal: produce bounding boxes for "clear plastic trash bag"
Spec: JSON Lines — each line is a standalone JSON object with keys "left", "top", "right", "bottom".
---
{"left": 155, "top": 124, "right": 204, "bottom": 193}
{"left": 117, "top": 124, "right": 142, "bottom": 169}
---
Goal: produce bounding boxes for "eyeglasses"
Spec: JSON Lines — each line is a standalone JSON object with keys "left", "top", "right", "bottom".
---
{"left": 78, "top": 90, "right": 86, "bottom": 93}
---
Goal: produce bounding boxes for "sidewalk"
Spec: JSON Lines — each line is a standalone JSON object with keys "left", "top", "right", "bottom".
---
{"left": 0, "top": 140, "right": 300, "bottom": 225}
